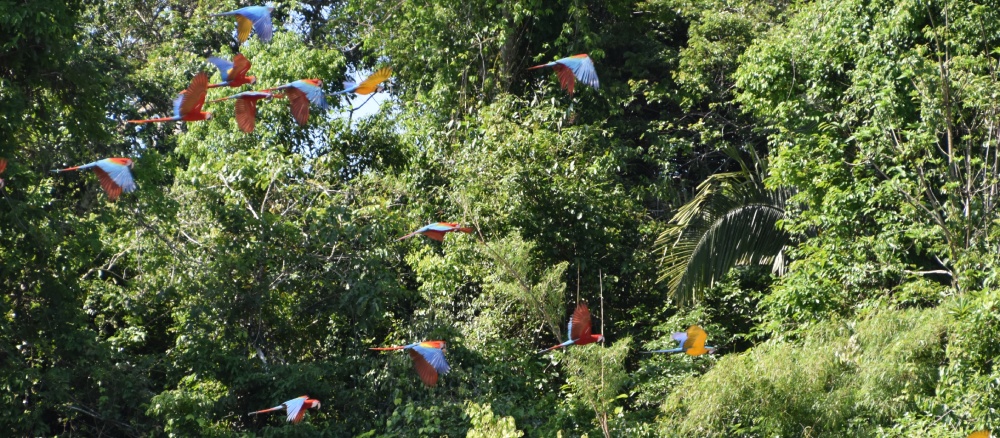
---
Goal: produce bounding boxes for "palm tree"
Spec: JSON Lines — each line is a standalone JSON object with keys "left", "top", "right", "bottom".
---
{"left": 655, "top": 150, "right": 793, "bottom": 304}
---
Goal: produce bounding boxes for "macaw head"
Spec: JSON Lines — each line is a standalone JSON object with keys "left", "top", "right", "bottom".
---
{"left": 205, "top": 112, "right": 214, "bottom": 120}
{"left": 247, "top": 75, "right": 258, "bottom": 85}
{"left": 311, "top": 400, "right": 321, "bottom": 410}
{"left": 597, "top": 334, "right": 605, "bottom": 343}
{"left": 268, "top": 6, "right": 275, "bottom": 12}
{"left": 706, "top": 346, "right": 717, "bottom": 354}
{"left": 303, "top": 78, "right": 323, "bottom": 87}
{"left": 110, "top": 157, "right": 135, "bottom": 169}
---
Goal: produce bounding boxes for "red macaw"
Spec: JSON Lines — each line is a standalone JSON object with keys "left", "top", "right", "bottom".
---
{"left": 538, "top": 302, "right": 604, "bottom": 353}
{"left": 209, "top": 91, "right": 273, "bottom": 133}
{"left": 0, "top": 158, "right": 7, "bottom": 189}
{"left": 127, "top": 72, "right": 212, "bottom": 124}
{"left": 265, "top": 79, "right": 327, "bottom": 126}
{"left": 333, "top": 67, "right": 392, "bottom": 96}
{"left": 248, "top": 395, "right": 320, "bottom": 423}
{"left": 397, "top": 222, "right": 473, "bottom": 241}
{"left": 51, "top": 158, "right": 136, "bottom": 201}
{"left": 371, "top": 341, "right": 450, "bottom": 387}
{"left": 528, "top": 54, "right": 599, "bottom": 96}
{"left": 207, "top": 54, "right": 256, "bottom": 89}
{"left": 644, "top": 325, "right": 716, "bottom": 356}
{"left": 212, "top": 5, "right": 275, "bottom": 44}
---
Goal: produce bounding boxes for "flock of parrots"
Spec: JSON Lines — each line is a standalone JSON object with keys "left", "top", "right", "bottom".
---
{"left": 4, "top": 3, "right": 839, "bottom": 429}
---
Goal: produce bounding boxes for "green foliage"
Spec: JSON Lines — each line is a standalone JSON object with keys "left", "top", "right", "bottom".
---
{"left": 659, "top": 308, "right": 947, "bottom": 437}
{"left": 466, "top": 402, "right": 525, "bottom": 438}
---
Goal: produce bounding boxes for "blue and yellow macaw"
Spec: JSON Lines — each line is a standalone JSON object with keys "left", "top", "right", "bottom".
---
{"left": 645, "top": 325, "right": 716, "bottom": 356}
{"left": 212, "top": 5, "right": 275, "bottom": 44}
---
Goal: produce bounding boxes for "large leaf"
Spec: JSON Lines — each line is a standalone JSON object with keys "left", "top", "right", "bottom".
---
{"left": 656, "top": 171, "right": 792, "bottom": 304}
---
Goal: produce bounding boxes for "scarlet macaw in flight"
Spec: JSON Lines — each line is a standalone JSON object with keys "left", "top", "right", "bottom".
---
{"left": 248, "top": 395, "right": 320, "bottom": 423}
{"left": 528, "top": 54, "right": 599, "bottom": 96}
{"left": 207, "top": 54, "right": 256, "bottom": 89}
{"left": 127, "top": 72, "right": 213, "bottom": 124}
{"left": 212, "top": 5, "right": 275, "bottom": 44}
{"left": 538, "top": 302, "right": 604, "bottom": 353}
{"left": 51, "top": 158, "right": 137, "bottom": 201}
{"left": 397, "top": 222, "right": 473, "bottom": 241}
{"left": 334, "top": 67, "right": 392, "bottom": 96}
{"left": 371, "top": 341, "right": 450, "bottom": 387}
{"left": 266, "top": 79, "right": 327, "bottom": 126}
{"left": 0, "top": 158, "right": 7, "bottom": 189}
{"left": 209, "top": 91, "right": 273, "bottom": 133}
{"left": 644, "top": 325, "right": 716, "bottom": 356}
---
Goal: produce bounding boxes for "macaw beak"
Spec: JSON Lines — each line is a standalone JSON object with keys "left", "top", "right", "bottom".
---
{"left": 314, "top": 401, "right": 321, "bottom": 410}
{"left": 206, "top": 112, "right": 214, "bottom": 120}
{"left": 249, "top": 76, "right": 257, "bottom": 85}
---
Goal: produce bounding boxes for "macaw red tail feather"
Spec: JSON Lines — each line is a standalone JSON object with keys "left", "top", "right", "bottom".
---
{"left": 127, "top": 117, "right": 178, "bottom": 124}
{"left": 248, "top": 407, "right": 283, "bottom": 416}
{"left": 457, "top": 227, "right": 473, "bottom": 234}
{"left": 397, "top": 232, "right": 418, "bottom": 241}
{"left": 207, "top": 83, "right": 225, "bottom": 89}
{"left": 370, "top": 346, "right": 406, "bottom": 351}
{"left": 527, "top": 63, "right": 549, "bottom": 70}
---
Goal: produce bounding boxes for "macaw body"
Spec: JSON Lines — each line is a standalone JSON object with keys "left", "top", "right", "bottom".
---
{"left": 51, "top": 158, "right": 136, "bottom": 201}
{"left": 528, "top": 54, "right": 599, "bottom": 96}
{"left": 334, "top": 67, "right": 392, "bottom": 95}
{"left": 209, "top": 91, "right": 273, "bottom": 133}
{"left": 266, "top": 79, "right": 327, "bottom": 126}
{"left": 538, "top": 303, "right": 604, "bottom": 353}
{"left": 0, "top": 158, "right": 7, "bottom": 189}
{"left": 207, "top": 54, "right": 256, "bottom": 88}
{"left": 397, "top": 222, "right": 473, "bottom": 241}
{"left": 371, "top": 340, "right": 450, "bottom": 387}
{"left": 645, "top": 325, "right": 716, "bottom": 356}
{"left": 248, "top": 395, "right": 320, "bottom": 424}
{"left": 212, "top": 5, "right": 274, "bottom": 44}
{"left": 128, "top": 72, "right": 212, "bottom": 124}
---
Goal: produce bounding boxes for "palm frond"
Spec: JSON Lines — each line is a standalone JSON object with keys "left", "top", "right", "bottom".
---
{"left": 655, "top": 170, "right": 793, "bottom": 304}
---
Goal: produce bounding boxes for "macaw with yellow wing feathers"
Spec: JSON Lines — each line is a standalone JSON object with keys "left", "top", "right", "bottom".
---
{"left": 51, "top": 158, "right": 136, "bottom": 201}
{"left": 248, "top": 395, "right": 320, "bottom": 423}
{"left": 371, "top": 341, "right": 450, "bottom": 387}
{"left": 969, "top": 431, "right": 992, "bottom": 438}
{"left": 209, "top": 91, "right": 273, "bottom": 133}
{"left": 538, "top": 303, "right": 604, "bottom": 353}
{"left": 528, "top": 54, "right": 599, "bottom": 96}
{"left": 266, "top": 79, "right": 327, "bottom": 126}
{"left": 644, "top": 325, "right": 716, "bottom": 356}
{"left": 207, "top": 54, "right": 256, "bottom": 89}
{"left": 334, "top": 67, "right": 392, "bottom": 96}
{"left": 127, "top": 72, "right": 212, "bottom": 124}
{"left": 212, "top": 5, "right": 274, "bottom": 44}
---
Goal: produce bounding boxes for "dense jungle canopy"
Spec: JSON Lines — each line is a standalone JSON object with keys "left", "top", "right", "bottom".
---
{"left": 2, "top": 0, "right": 1000, "bottom": 436}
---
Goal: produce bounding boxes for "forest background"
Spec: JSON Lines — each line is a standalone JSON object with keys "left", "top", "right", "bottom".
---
{"left": 3, "top": 0, "right": 1000, "bottom": 436}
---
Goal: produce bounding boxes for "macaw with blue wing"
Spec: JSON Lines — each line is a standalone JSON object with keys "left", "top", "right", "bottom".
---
{"left": 209, "top": 91, "right": 273, "bottom": 133}
{"left": 397, "top": 222, "right": 473, "bottom": 241}
{"left": 538, "top": 302, "right": 604, "bottom": 353}
{"left": 207, "top": 54, "right": 256, "bottom": 89}
{"left": 127, "top": 72, "right": 213, "bottom": 124}
{"left": 528, "top": 54, "right": 599, "bottom": 96}
{"left": 645, "top": 325, "right": 716, "bottom": 356}
{"left": 212, "top": 5, "right": 274, "bottom": 44}
{"left": 266, "top": 79, "right": 327, "bottom": 126}
{"left": 248, "top": 395, "right": 320, "bottom": 424}
{"left": 51, "top": 158, "right": 137, "bottom": 201}
{"left": 371, "top": 341, "right": 451, "bottom": 387}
